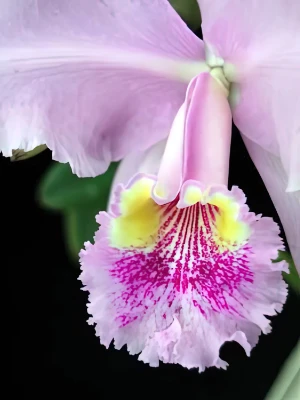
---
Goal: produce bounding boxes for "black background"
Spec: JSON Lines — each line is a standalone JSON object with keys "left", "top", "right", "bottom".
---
{"left": 6, "top": 124, "right": 300, "bottom": 399}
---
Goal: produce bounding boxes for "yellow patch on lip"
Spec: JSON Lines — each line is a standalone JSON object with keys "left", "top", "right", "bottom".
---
{"left": 110, "top": 178, "right": 160, "bottom": 248}
{"left": 153, "top": 182, "right": 167, "bottom": 199}
{"left": 183, "top": 185, "right": 204, "bottom": 206}
{"left": 209, "top": 193, "right": 250, "bottom": 245}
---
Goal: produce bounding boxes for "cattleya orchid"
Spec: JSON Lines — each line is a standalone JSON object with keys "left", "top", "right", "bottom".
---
{"left": 80, "top": 73, "right": 288, "bottom": 370}
{"left": 0, "top": 0, "right": 299, "bottom": 369}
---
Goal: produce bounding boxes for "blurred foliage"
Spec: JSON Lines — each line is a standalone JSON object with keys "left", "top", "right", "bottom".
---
{"left": 265, "top": 341, "right": 300, "bottom": 400}
{"left": 169, "top": 0, "right": 201, "bottom": 30}
{"left": 38, "top": 162, "right": 118, "bottom": 263}
{"left": 39, "top": 162, "right": 118, "bottom": 210}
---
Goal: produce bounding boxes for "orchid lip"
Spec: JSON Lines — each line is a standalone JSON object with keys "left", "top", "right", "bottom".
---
{"left": 177, "top": 180, "right": 208, "bottom": 209}
{"left": 80, "top": 173, "right": 287, "bottom": 371}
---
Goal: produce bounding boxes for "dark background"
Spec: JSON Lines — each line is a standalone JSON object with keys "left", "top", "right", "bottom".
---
{"left": 6, "top": 124, "right": 300, "bottom": 399}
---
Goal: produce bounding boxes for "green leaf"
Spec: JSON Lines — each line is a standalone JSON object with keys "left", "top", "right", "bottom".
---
{"left": 38, "top": 161, "right": 118, "bottom": 263}
{"left": 64, "top": 203, "right": 104, "bottom": 263}
{"left": 169, "top": 0, "right": 201, "bottom": 30}
{"left": 273, "top": 251, "right": 300, "bottom": 295}
{"left": 38, "top": 162, "right": 118, "bottom": 210}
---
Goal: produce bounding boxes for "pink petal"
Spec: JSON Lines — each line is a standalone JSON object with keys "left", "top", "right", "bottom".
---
{"left": 80, "top": 175, "right": 287, "bottom": 371}
{"left": 243, "top": 137, "right": 300, "bottom": 273}
{"left": 0, "top": 0, "right": 204, "bottom": 177}
{"left": 198, "top": 0, "right": 300, "bottom": 191}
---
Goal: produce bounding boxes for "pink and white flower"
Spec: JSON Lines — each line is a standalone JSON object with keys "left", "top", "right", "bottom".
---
{"left": 80, "top": 72, "right": 288, "bottom": 371}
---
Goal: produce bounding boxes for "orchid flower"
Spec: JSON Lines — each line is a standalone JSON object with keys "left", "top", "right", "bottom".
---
{"left": 0, "top": 1, "right": 299, "bottom": 271}
{"left": 1, "top": 0, "right": 299, "bottom": 369}
{"left": 80, "top": 73, "right": 288, "bottom": 370}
